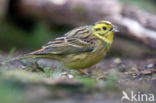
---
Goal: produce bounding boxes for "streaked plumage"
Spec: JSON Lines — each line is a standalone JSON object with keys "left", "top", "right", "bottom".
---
{"left": 22, "top": 21, "right": 118, "bottom": 70}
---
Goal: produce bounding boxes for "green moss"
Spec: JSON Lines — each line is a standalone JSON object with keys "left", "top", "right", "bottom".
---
{"left": 0, "top": 21, "right": 70, "bottom": 50}
{"left": 0, "top": 73, "right": 25, "bottom": 103}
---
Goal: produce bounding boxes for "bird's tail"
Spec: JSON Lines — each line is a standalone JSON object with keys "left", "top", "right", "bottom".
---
{"left": 0, "top": 54, "right": 45, "bottom": 66}
{"left": 1, "top": 48, "right": 57, "bottom": 66}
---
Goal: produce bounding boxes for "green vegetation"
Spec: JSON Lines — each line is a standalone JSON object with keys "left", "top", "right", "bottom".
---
{"left": 0, "top": 21, "right": 72, "bottom": 51}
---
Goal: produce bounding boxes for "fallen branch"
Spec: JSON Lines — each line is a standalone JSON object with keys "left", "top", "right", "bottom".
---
{"left": 15, "top": 0, "right": 156, "bottom": 50}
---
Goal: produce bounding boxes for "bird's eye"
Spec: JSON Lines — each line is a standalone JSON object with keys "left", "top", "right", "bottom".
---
{"left": 102, "top": 27, "right": 107, "bottom": 30}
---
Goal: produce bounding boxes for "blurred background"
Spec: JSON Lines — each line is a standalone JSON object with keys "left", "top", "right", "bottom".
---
{"left": 0, "top": 0, "right": 156, "bottom": 103}
{"left": 0, "top": 0, "right": 156, "bottom": 58}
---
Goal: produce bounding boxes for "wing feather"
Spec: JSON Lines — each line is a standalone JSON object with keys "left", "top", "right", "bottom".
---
{"left": 30, "top": 26, "right": 95, "bottom": 55}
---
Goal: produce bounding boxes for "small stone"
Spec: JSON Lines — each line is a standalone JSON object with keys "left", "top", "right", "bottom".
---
{"left": 131, "top": 67, "right": 139, "bottom": 72}
{"left": 147, "top": 64, "right": 154, "bottom": 68}
{"left": 68, "top": 74, "right": 74, "bottom": 79}
{"left": 114, "top": 58, "right": 121, "bottom": 64}
{"left": 60, "top": 72, "right": 74, "bottom": 79}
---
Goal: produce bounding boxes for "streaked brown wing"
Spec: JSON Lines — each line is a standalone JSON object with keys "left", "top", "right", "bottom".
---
{"left": 30, "top": 37, "right": 95, "bottom": 55}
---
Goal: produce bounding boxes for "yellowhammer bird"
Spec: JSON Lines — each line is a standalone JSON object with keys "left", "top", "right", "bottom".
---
{"left": 21, "top": 20, "right": 118, "bottom": 72}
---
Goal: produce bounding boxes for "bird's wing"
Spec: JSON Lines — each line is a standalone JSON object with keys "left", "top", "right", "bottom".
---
{"left": 30, "top": 25, "right": 95, "bottom": 55}
{"left": 30, "top": 36, "right": 95, "bottom": 55}
{"left": 64, "top": 25, "right": 91, "bottom": 37}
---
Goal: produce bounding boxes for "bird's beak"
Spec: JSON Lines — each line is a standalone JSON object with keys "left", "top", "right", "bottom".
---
{"left": 112, "top": 25, "right": 119, "bottom": 32}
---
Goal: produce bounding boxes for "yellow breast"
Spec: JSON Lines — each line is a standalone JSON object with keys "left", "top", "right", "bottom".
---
{"left": 61, "top": 40, "right": 111, "bottom": 69}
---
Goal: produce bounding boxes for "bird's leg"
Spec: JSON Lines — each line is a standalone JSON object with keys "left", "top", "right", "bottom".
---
{"left": 78, "top": 69, "right": 89, "bottom": 75}
{"left": 20, "top": 58, "right": 44, "bottom": 72}
{"left": 33, "top": 59, "right": 44, "bottom": 72}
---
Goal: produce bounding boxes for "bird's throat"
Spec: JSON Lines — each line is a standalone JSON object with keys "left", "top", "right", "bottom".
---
{"left": 94, "top": 32, "right": 114, "bottom": 44}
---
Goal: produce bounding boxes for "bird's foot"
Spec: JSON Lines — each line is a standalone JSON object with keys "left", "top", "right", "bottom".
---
{"left": 78, "top": 69, "right": 89, "bottom": 75}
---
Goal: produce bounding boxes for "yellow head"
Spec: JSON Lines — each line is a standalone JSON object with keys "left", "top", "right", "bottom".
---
{"left": 92, "top": 21, "right": 118, "bottom": 44}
